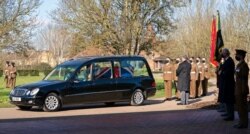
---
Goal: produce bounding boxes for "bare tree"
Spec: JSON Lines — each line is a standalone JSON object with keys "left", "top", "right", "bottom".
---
{"left": 38, "top": 24, "right": 72, "bottom": 65}
{"left": 0, "top": 0, "right": 40, "bottom": 53}
{"left": 52, "top": 0, "right": 186, "bottom": 55}
{"left": 166, "top": 0, "right": 250, "bottom": 61}
{"left": 169, "top": 0, "right": 216, "bottom": 58}
{"left": 224, "top": 0, "right": 250, "bottom": 61}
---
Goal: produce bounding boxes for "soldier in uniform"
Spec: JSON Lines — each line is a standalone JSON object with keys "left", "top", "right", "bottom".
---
{"left": 9, "top": 62, "right": 17, "bottom": 89}
{"left": 189, "top": 57, "right": 198, "bottom": 98}
{"left": 4, "top": 61, "right": 11, "bottom": 88}
{"left": 163, "top": 58, "right": 173, "bottom": 100}
{"left": 234, "top": 49, "right": 249, "bottom": 129}
{"left": 173, "top": 58, "right": 181, "bottom": 100}
{"left": 201, "top": 58, "right": 210, "bottom": 96}
{"left": 196, "top": 57, "right": 204, "bottom": 97}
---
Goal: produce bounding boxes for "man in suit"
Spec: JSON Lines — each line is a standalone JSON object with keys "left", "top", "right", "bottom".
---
{"left": 176, "top": 55, "right": 191, "bottom": 105}
{"left": 189, "top": 57, "right": 198, "bottom": 98}
{"left": 234, "top": 49, "right": 249, "bottom": 129}
{"left": 219, "top": 48, "right": 235, "bottom": 121}
{"left": 163, "top": 58, "right": 173, "bottom": 100}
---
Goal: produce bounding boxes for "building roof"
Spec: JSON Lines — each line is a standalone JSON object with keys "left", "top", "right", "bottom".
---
{"left": 153, "top": 56, "right": 168, "bottom": 61}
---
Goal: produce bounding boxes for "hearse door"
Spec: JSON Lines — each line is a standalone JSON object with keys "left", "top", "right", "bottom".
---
{"left": 65, "top": 64, "right": 94, "bottom": 104}
{"left": 113, "top": 60, "right": 136, "bottom": 100}
{"left": 91, "top": 61, "right": 116, "bottom": 102}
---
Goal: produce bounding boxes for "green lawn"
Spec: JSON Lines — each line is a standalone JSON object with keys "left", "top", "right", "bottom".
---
{"left": 151, "top": 78, "right": 177, "bottom": 99}
{"left": 0, "top": 75, "right": 44, "bottom": 108}
{"left": 0, "top": 75, "right": 167, "bottom": 108}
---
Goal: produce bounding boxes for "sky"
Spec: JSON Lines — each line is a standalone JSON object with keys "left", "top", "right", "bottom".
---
{"left": 33, "top": 0, "right": 58, "bottom": 50}
{"left": 37, "top": 0, "right": 58, "bottom": 24}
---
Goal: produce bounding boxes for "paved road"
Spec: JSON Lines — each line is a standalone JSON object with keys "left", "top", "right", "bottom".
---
{"left": 0, "top": 109, "right": 249, "bottom": 134}
{"left": 0, "top": 78, "right": 249, "bottom": 134}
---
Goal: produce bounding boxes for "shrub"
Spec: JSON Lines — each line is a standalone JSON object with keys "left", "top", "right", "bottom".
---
{"left": 17, "top": 70, "right": 29, "bottom": 76}
{"left": 34, "top": 63, "right": 53, "bottom": 71}
{"left": 44, "top": 70, "right": 52, "bottom": 76}
{"left": 30, "top": 70, "right": 39, "bottom": 76}
{"left": 0, "top": 70, "right": 3, "bottom": 77}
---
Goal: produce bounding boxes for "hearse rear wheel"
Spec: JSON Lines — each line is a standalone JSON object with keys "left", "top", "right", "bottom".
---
{"left": 131, "top": 89, "right": 144, "bottom": 106}
{"left": 43, "top": 93, "right": 61, "bottom": 112}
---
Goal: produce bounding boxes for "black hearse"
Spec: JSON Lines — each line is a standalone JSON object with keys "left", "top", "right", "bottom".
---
{"left": 10, "top": 56, "right": 156, "bottom": 111}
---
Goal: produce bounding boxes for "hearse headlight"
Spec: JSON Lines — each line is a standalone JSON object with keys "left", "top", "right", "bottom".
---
{"left": 30, "top": 88, "right": 40, "bottom": 96}
{"left": 26, "top": 90, "right": 31, "bottom": 95}
{"left": 10, "top": 89, "right": 15, "bottom": 95}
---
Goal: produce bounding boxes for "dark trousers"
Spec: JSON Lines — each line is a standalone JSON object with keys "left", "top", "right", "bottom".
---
{"left": 225, "top": 103, "right": 234, "bottom": 119}
{"left": 201, "top": 78, "right": 208, "bottom": 95}
{"left": 236, "top": 95, "right": 248, "bottom": 126}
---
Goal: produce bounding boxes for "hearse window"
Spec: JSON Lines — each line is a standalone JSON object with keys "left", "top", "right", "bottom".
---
{"left": 76, "top": 64, "right": 92, "bottom": 81}
{"left": 120, "top": 59, "right": 149, "bottom": 77}
{"left": 93, "top": 61, "right": 112, "bottom": 80}
{"left": 44, "top": 65, "right": 78, "bottom": 81}
{"left": 113, "top": 61, "right": 121, "bottom": 78}
{"left": 120, "top": 60, "right": 134, "bottom": 78}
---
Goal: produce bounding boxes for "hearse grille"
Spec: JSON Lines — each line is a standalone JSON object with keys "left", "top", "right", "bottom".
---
{"left": 13, "top": 88, "right": 28, "bottom": 96}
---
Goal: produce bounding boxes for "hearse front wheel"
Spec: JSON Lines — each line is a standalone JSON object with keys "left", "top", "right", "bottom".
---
{"left": 43, "top": 93, "right": 61, "bottom": 112}
{"left": 131, "top": 89, "right": 144, "bottom": 106}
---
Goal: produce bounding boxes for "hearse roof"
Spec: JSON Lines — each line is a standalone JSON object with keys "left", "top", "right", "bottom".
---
{"left": 59, "top": 55, "right": 145, "bottom": 66}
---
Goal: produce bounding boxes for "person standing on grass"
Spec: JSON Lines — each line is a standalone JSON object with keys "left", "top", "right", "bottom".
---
{"left": 176, "top": 55, "right": 191, "bottom": 105}
{"left": 9, "top": 62, "right": 17, "bottom": 89}
{"left": 4, "top": 61, "right": 11, "bottom": 88}
{"left": 163, "top": 57, "right": 173, "bottom": 101}
{"left": 219, "top": 48, "right": 235, "bottom": 121}
{"left": 233, "top": 49, "right": 249, "bottom": 129}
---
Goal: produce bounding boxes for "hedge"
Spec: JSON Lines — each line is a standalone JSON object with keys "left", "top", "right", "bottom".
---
{"left": 44, "top": 70, "right": 52, "bottom": 76}
{"left": 0, "top": 70, "right": 3, "bottom": 77}
{"left": 17, "top": 70, "right": 30, "bottom": 76}
{"left": 30, "top": 70, "right": 39, "bottom": 76}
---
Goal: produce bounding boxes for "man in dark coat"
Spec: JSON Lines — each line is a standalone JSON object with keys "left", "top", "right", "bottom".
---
{"left": 234, "top": 49, "right": 249, "bottom": 129}
{"left": 216, "top": 58, "right": 226, "bottom": 112}
{"left": 176, "top": 55, "right": 191, "bottom": 105}
{"left": 219, "top": 48, "right": 235, "bottom": 121}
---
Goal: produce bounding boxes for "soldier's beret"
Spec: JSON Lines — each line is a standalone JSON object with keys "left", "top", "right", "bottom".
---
{"left": 235, "top": 49, "right": 247, "bottom": 56}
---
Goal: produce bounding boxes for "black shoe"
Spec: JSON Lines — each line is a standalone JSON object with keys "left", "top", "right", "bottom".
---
{"left": 221, "top": 113, "right": 228, "bottom": 117}
{"left": 175, "top": 98, "right": 181, "bottom": 101}
{"left": 177, "top": 103, "right": 184, "bottom": 105}
{"left": 217, "top": 109, "right": 225, "bottom": 112}
{"left": 166, "top": 98, "right": 172, "bottom": 101}
{"left": 223, "top": 117, "right": 234, "bottom": 121}
{"left": 233, "top": 124, "right": 248, "bottom": 129}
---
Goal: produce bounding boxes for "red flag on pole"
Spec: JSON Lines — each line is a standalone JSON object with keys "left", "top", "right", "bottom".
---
{"left": 210, "top": 16, "right": 218, "bottom": 67}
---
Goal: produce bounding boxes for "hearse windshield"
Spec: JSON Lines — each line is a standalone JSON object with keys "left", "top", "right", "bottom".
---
{"left": 44, "top": 65, "right": 79, "bottom": 81}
